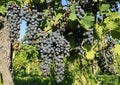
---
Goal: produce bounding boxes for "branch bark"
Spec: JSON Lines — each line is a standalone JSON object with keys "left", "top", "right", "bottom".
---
{"left": 0, "top": 16, "right": 14, "bottom": 85}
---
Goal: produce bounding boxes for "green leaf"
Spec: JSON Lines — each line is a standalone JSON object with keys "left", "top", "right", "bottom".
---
{"left": 55, "top": 13, "right": 62, "bottom": 22}
{"left": 80, "top": 15, "right": 94, "bottom": 30}
{"left": 114, "top": 44, "right": 120, "bottom": 56}
{"left": 69, "top": 4, "right": 77, "bottom": 21}
{"left": 100, "top": 4, "right": 110, "bottom": 12}
{"left": 44, "top": 9, "right": 49, "bottom": 16}
{"left": 0, "top": 5, "right": 6, "bottom": 15}
{"left": 111, "top": 30, "right": 120, "bottom": 39}
{"left": 70, "top": 4, "right": 75, "bottom": 14}
{"left": 67, "top": 34, "right": 76, "bottom": 49}
{"left": 16, "top": 0, "right": 23, "bottom": 6}
{"left": 69, "top": 13, "right": 77, "bottom": 21}
{"left": 40, "top": 0, "right": 45, "bottom": 3}
{"left": 44, "top": 20, "right": 52, "bottom": 33}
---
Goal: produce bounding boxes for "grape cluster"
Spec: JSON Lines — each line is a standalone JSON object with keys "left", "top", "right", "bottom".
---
{"left": 20, "top": 5, "right": 42, "bottom": 45}
{"left": 75, "top": 1, "right": 85, "bottom": 20}
{"left": 109, "top": 2, "right": 118, "bottom": 12}
{"left": 83, "top": 28, "right": 94, "bottom": 45}
{"left": 20, "top": 5, "right": 30, "bottom": 22}
{"left": 97, "top": 36, "right": 115, "bottom": 74}
{"left": 40, "top": 33, "right": 52, "bottom": 78}
{"left": 51, "top": 31, "right": 70, "bottom": 83}
{"left": 74, "top": 46, "right": 84, "bottom": 56}
{"left": 97, "top": 51, "right": 115, "bottom": 74}
{"left": 106, "top": 35, "right": 115, "bottom": 49}
{"left": 36, "top": 28, "right": 44, "bottom": 51}
{"left": 39, "top": 30, "right": 70, "bottom": 83}
{"left": 6, "top": 3, "right": 21, "bottom": 42}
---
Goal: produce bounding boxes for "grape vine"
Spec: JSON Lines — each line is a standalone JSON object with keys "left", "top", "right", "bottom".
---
{"left": 4, "top": 0, "right": 120, "bottom": 84}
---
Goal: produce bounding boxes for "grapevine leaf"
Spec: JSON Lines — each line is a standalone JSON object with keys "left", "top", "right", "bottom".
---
{"left": 105, "top": 21, "right": 118, "bottom": 30}
{"left": 70, "top": 4, "right": 75, "bottom": 14}
{"left": 55, "top": 13, "right": 62, "bottom": 22}
{"left": 80, "top": 15, "right": 94, "bottom": 30}
{"left": 67, "top": 34, "right": 76, "bottom": 49}
{"left": 80, "top": 75, "right": 87, "bottom": 84}
{"left": 111, "top": 30, "right": 120, "bottom": 39}
{"left": 40, "top": 0, "right": 45, "bottom": 3}
{"left": 104, "top": 13, "right": 119, "bottom": 30}
{"left": 69, "top": 13, "right": 77, "bottom": 21}
{"left": 25, "top": 0, "right": 31, "bottom": 3}
{"left": 86, "top": 46, "right": 95, "bottom": 60}
{"left": 100, "top": 4, "right": 110, "bottom": 12}
{"left": 74, "top": 75, "right": 83, "bottom": 85}
{"left": 69, "top": 4, "right": 77, "bottom": 21}
{"left": 114, "top": 44, "right": 120, "bottom": 56}
{"left": 95, "top": 24, "right": 103, "bottom": 38}
{"left": 16, "top": 0, "right": 23, "bottom": 6}
{"left": 44, "top": 9, "right": 49, "bottom": 16}
{"left": 74, "top": 80, "right": 81, "bottom": 85}
{"left": 0, "top": 5, "right": 6, "bottom": 15}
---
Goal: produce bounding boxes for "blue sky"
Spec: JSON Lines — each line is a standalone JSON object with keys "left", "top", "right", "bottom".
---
{"left": 19, "top": 20, "right": 26, "bottom": 40}
{"left": 19, "top": 0, "right": 67, "bottom": 40}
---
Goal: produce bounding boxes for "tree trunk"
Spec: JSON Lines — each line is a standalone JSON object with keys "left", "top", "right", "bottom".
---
{"left": 0, "top": 16, "right": 14, "bottom": 85}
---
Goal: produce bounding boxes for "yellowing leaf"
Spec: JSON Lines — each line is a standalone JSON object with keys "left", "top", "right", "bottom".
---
{"left": 23, "top": 0, "right": 30, "bottom": 4}
{"left": 80, "top": 75, "right": 87, "bottom": 85}
{"left": 114, "top": 44, "right": 120, "bottom": 55}
{"left": 95, "top": 24, "right": 103, "bottom": 38}
{"left": 86, "top": 48, "right": 95, "bottom": 60}
{"left": 105, "top": 21, "right": 118, "bottom": 30}
{"left": 74, "top": 80, "right": 81, "bottom": 85}
{"left": 104, "top": 12, "right": 119, "bottom": 30}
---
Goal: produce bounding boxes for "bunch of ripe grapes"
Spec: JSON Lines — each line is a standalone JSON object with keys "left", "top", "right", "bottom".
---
{"left": 6, "top": 3, "right": 21, "bottom": 42}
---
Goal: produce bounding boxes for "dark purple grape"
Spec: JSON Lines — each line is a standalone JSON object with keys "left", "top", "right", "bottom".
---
{"left": 6, "top": 3, "right": 21, "bottom": 42}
